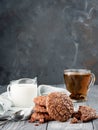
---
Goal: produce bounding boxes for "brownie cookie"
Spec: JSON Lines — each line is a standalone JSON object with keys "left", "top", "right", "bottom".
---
{"left": 79, "top": 106, "right": 97, "bottom": 122}
{"left": 46, "top": 92, "right": 74, "bottom": 122}
{"left": 33, "top": 105, "right": 47, "bottom": 113}
{"left": 33, "top": 96, "right": 47, "bottom": 106}
{"left": 71, "top": 105, "right": 98, "bottom": 123}
{"left": 30, "top": 112, "right": 53, "bottom": 123}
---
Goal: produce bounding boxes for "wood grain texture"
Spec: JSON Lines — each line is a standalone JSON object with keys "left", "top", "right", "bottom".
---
{"left": 47, "top": 120, "right": 93, "bottom": 130}
{"left": 0, "top": 121, "right": 47, "bottom": 130}
{"left": 87, "top": 85, "right": 98, "bottom": 130}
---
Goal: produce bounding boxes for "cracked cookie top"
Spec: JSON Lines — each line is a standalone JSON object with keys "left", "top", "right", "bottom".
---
{"left": 46, "top": 92, "right": 74, "bottom": 122}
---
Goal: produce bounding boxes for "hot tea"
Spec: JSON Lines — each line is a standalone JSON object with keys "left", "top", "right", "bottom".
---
{"left": 64, "top": 69, "right": 95, "bottom": 101}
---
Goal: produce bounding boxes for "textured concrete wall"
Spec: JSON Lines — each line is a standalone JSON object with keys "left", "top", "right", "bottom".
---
{"left": 0, "top": 0, "right": 98, "bottom": 85}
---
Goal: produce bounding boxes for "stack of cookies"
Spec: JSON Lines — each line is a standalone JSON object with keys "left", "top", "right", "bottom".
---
{"left": 30, "top": 95, "right": 53, "bottom": 123}
{"left": 30, "top": 92, "right": 74, "bottom": 123}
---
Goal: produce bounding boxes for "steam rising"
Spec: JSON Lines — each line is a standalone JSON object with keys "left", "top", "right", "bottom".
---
{"left": 71, "top": 0, "right": 95, "bottom": 68}
{"left": 72, "top": 42, "right": 79, "bottom": 68}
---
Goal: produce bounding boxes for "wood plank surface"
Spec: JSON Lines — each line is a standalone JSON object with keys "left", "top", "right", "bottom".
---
{"left": 47, "top": 84, "right": 94, "bottom": 130}
{"left": 0, "top": 84, "right": 98, "bottom": 130}
{"left": 47, "top": 120, "right": 93, "bottom": 130}
{"left": 0, "top": 121, "right": 48, "bottom": 130}
{"left": 87, "top": 85, "right": 98, "bottom": 130}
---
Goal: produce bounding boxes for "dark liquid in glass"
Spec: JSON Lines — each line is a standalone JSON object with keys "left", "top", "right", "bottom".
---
{"left": 64, "top": 72, "right": 91, "bottom": 100}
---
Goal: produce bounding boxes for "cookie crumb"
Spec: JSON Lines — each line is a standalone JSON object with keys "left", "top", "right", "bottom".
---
{"left": 71, "top": 117, "right": 79, "bottom": 124}
{"left": 35, "top": 123, "right": 40, "bottom": 126}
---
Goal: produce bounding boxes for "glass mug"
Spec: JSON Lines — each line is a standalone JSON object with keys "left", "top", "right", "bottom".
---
{"left": 63, "top": 69, "right": 95, "bottom": 102}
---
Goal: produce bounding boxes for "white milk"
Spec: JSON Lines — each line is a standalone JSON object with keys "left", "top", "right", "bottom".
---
{"left": 7, "top": 84, "right": 37, "bottom": 107}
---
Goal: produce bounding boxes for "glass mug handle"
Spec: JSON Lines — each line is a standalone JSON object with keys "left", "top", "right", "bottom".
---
{"left": 89, "top": 73, "right": 95, "bottom": 89}
{"left": 7, "top": 84, "right": 12, "bottom": 100}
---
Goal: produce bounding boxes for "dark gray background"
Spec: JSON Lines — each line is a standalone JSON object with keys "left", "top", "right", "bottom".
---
{"left": 0, "top": 0, "right": 98, "bottom": 85}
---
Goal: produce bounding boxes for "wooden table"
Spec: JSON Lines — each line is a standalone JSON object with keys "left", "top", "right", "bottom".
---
{"left": 0, "top": 84, "right": 98, "bottom": 130}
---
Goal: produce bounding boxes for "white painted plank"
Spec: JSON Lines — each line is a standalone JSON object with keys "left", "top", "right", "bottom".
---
{"left": 87, "top": 85, "right": 98, "bottom": 130}
{"left": 92, "top": 119, "right": 98, "bottom": 130}
{"left": 0, "top": 121, "right": 25, "bottom": 130}
{"left": 18, "top": 121, "right": 47, "bottom": 130}
{"left": 0, "top": 121, "right": 47, "bottom": 130}
{"left": 87, "top": 85, "right": 98, "bottom": 111}
{"left": 47, "top": 120, "right": 93, "bottom": 130}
